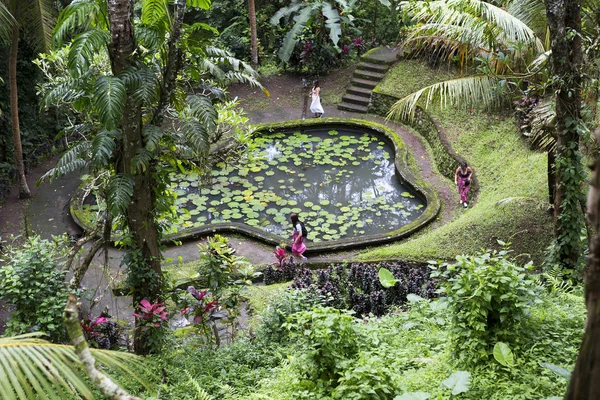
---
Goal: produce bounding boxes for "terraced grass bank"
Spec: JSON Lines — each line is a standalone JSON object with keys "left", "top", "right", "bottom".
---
{"left": 362, "top": 60, "right": 553, "bottom": 264}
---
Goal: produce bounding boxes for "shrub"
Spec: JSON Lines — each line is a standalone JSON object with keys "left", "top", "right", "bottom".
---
{"left": 254, "top": 288, "right": 320, "bottom": 344}
{"left": 0, "top": 235, "right": 70, "bottom": 342}
{"left": 284, "top": 307, "right": 362, "bottom": 384}
{"left": 432, "top": 249, "right": 541, "bottom": 365}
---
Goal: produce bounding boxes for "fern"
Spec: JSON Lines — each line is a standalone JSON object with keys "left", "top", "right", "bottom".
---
{"left": 67, "top": 28, "right": 110, "bottom": 76}
{"left": 186, "top": 372, "right": 214, "bottom": 400}
{"left": 93, "top": 75, "right": 127, "bottom": 131}
{"left": 107, "top": 174, "right": 135, "bottom": 216}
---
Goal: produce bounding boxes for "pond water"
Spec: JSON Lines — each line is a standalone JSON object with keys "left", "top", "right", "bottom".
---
{"left": 167, "top": 126, "right": 426, "bottom": 242}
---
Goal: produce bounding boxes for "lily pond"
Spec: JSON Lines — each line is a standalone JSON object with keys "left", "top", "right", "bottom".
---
{"left": 167, "top": 126, "right": 426, "bottom": 242}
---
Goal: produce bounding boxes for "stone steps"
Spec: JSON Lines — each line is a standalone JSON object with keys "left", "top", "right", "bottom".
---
{"left": 338, "top": 46, "right": 399, "bottom": 114}
{"left": 338, "top": 102, "right": 369, "bottom": 113}
{"left": 342, "top": 93, "right": 370, "bottom": 106}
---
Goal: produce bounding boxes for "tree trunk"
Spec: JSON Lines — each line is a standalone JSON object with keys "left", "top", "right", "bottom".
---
{"left": 548, "top": 150, "right": 556, "bottom": 208}
{"left": 248, "top": 0, "right": 258, "bottom": 69}
{"left": 566, "top": 129, "right": 600, "bottom": 399}
{"left": 107, "top": 0, "right": 163, "bottom": 355}
{"left": 545, "top": 0, "right": 584, "bottom": 272}
{"left": 9, "top": 22, "right": 31, "bottom": 199}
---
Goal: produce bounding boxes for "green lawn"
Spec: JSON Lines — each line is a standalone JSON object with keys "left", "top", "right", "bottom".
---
{"left": 360, "top": 60, "right": 553, "bottom": 265}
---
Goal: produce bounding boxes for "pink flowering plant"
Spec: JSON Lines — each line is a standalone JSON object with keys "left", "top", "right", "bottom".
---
{"left": 133, "top": 299, "right": 169, "bottom": 330}
{"left": 274, "top": 245, "right": 288, "bottom": 266}
{"left": 80, "top": 315, "right": 120, "bottom": 349}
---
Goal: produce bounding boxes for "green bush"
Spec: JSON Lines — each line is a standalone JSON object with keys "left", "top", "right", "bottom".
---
{"left": 254, "top": 288, "right": 320, "bottom": 344}
{"left": 0, "top": 236, "right": 70, "bottom": 342}
{"left": 432, "top": 248, "right": 541, "bottom": 365}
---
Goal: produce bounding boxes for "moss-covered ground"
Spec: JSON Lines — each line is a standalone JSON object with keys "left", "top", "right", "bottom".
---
{"left": 360, "top": 60, "right": 553, "bottom": 265}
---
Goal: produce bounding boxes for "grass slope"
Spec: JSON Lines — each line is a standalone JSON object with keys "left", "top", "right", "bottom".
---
{"left": 361, "top": 61, "right": 553, "bottom": 264}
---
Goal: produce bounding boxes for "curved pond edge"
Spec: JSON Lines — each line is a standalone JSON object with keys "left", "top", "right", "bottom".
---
{"left": 70, "top": 118, "right": 441, "bottom": 253}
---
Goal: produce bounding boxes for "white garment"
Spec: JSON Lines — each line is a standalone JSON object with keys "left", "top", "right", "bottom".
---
{"left": 310, "top": 92, "right": 324, "bottom": 115}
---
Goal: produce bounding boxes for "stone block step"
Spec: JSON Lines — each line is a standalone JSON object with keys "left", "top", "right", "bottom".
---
{"left": 347, "top": 86, "right": 373, "bottom": 96}
{"left": 351, "top": 78, "right": 378, "bottom": 89}
{"left": 338, "top": 102, "right": 368, "bottom": 113}
{"left": 357, "top": 62, "right": 388, "bottom": 73}
{"left": 354, "top": 69, "right": 386, "bottom": 81}
{"left": 361, "top": 47, "right": 399, "bottom": 65}
{"left": 342, "top": 94, "right": 370, "bottom": 106}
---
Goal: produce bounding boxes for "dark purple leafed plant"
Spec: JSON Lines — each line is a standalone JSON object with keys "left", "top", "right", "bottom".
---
{"left": 288, "top": 262, "right": 436, "bottom": 317}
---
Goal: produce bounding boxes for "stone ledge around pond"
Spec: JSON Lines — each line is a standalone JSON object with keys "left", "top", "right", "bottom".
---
{"left": 70, "top": 118, "right": 441, "bottom": 254}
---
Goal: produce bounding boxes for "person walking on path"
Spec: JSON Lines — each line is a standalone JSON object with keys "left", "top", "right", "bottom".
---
{"left": 309, "top": 80, "right": 324, "bottom": 118}
{"left": 290, "top": 213, "right": 307, "bottom": 260}
{"left": 454, "top": 161, "right": 473, "bottom": 208}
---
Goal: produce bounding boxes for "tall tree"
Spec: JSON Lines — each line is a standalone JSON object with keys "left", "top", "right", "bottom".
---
{"left": 45, "top": 0, "right": 263, "bottom": 354}
{"left": 248, "top": 0, "right": 258, "bottom": 68}
{"left": 1, "top": 0, "right": 56, "bottom": 198}
{"left": 544, "top": 0, "right": 585, "bottom": 273}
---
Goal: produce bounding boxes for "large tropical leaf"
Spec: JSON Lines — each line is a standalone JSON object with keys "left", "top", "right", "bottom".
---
{"left": 181, "top": 120, "right": 210, "bottom": 156}
{"left": 67, "top": 28, "right": 110, "bottom": 75}
{"left": 38, "top": 141, "right": 91, "bottom": 184}
{"left": 277, "top": 4, "right": 318, "bottom": 63}
{"left": 90, "top": 130, "right": 118, "bottom": 170}
{"left": 107, "top": 174, "right": 135, "bottom": 216}
{"left": 388, "top": 75, "right": 502, "bottom": 122}
{"left": 53, "top": 0, "right": 107, "bottom": 47}
{"left": 93, "top": 75, "right": 127, "bottom": 131}
{"left": 120, "top": 66, "right": 160, "bottom": 105}
{"left": 0, "top": 333, "right": 149, "bottom": 400}
{"left": 187, "top": 94, "right": 218, "bottom": 131}
{"left": 187, "top": 0, "right": 211, "bottom": 9}
{"left": 141, "top": 0, "right": 170, "bottom": 33}
{"left": 321, "top": 2, "right": 341, "bottom": 47}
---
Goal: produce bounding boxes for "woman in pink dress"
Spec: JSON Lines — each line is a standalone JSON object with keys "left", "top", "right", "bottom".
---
{"left": 290, "top": 213, "right": 307, "bottom": 260}
{"left": 454, "top": 161, "right": 473, "bottom": 208}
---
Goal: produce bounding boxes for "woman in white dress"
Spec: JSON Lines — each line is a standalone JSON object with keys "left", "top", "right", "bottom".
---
{"left": 309, "top": 80, "right": 324, "bottom": 118}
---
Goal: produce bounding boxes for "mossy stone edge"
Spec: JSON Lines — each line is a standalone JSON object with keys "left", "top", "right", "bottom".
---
{"left": 70, "top": 118, "right": 441, "bottom": 254}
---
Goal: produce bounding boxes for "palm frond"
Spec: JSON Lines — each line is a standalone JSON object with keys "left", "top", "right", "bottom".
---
{"left": 0, "top": 2, "right": 16, "bottom": 45}
{"left": 387, "top": 75, "right": 502, "bottom": 122}
{"left": 402, "top": 0, "right": 544, "bottom": 53}
{"left": 93, "top": 75, "right": 126, "bottom": 130}
{"left": 528, "top": 99, "right": 556, "bottom": 151}
{"left": 67, "top": 28, "right": 110, "bottom": 76}
{"left": 506, "top": 0, "right": 547, "bottom": 38}
{"left": 53, "top": 0, "right": 107, "bottom": 47}
{"left": 0, "top": 333, "right": 149, "bottom": 400}
{"left": 107, "top": 174, "right": 135, "bottom": 216}
{"left": 20, "top": 0, "right": 56, "bottom": 52}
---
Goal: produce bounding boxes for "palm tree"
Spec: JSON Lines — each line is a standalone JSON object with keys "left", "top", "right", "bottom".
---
{"left": 1, "top": 0, "right": 56, "bottom": 199}
{"left": 249, "top": 0, "right": 258, "bottom": 68}
{"left": 0, "top": 332, "right": 149, "bottom": 399}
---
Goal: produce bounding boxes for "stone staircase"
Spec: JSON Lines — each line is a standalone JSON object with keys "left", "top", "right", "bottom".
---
{"left": 338, "top": 47, "right": 399, "bottom": 113}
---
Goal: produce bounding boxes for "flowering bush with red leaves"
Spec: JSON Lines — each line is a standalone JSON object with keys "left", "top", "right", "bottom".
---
{"left": 182, "top": 286, "right": 220, "bottom": 325}
{"left": 273, "top": 246, "right": 288, "bottom": 266}
{"left": 133, "top": 299, "right": 169, "bottom": 329}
